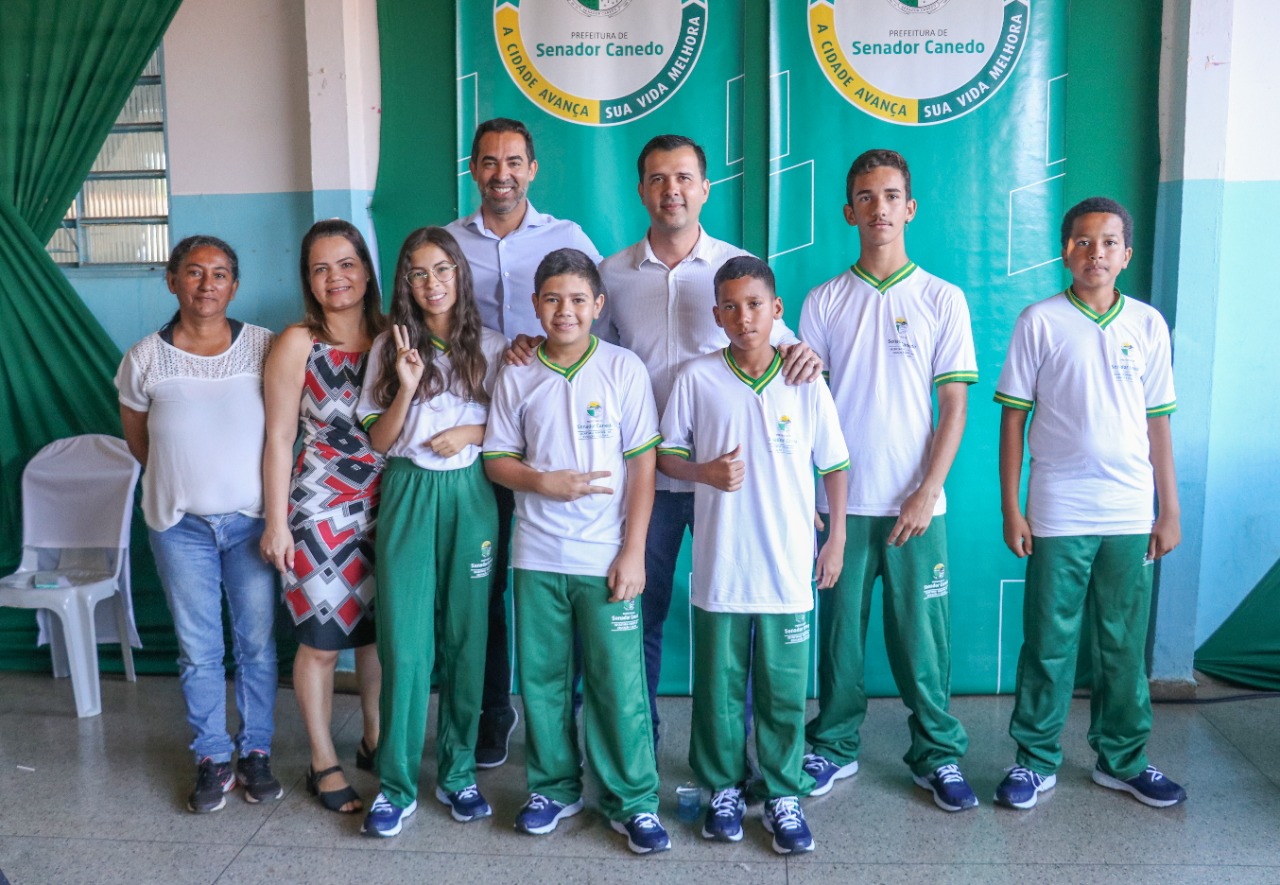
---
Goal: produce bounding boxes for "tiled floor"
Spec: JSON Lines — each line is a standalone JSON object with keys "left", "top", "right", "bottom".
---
{"left": 2, "top": 670, "right": 1279, "bottom": 884}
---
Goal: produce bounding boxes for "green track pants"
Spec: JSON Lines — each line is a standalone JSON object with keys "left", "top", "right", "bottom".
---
{"left": 1009, "top": 533, "right": 1154, "bottom": 780}
{"left": 806, "top": 514, "right": 968, "bottom": 777}
{"left": 374, "top": 458, "right": 498, "bottom": 806}
{"left": 689, "top": 608, "right": 816, "bottom": 798}
{"left": 514, "top": 568, "right": 659, "bottom": 821}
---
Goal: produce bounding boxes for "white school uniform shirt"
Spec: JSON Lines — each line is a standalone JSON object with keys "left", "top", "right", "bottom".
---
{"left": 994, "top": 289, "right": 1176, "bottom": 537}
{"left": 115, "top": 322, "right": 273, "bottom": 532}
{"left": 355, "top": 327, "right": 508, "bottom": 471}
{"left": 597, "top": 228, "right": 799, "bottom": 493}
{"left": 447, "top": 203, "right": 601, "bottom": 340}
{"left": 483, "top": 336, "right": 661, "bottom": 577}
{"left": 799, "top": 263, "right": 978, "bottom": 517}
{"left": 659, "top": 348, "right": 850, "bottom": 613}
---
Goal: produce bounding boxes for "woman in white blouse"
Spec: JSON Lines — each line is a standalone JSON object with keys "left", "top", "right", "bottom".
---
{"left": 117, "top": 236, "right": 282, "bottom": 815}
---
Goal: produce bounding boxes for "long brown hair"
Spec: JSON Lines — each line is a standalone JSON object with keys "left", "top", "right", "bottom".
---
{"left": 371, "top": 226, "right": 490, "bottom": 409}
{"left": 298, "top": 219, "right": 387, "bottom": 343}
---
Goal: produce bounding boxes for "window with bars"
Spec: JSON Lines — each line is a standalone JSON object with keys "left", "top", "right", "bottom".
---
{"left": 46, "top": 51, "right": 169, "bottom": 267}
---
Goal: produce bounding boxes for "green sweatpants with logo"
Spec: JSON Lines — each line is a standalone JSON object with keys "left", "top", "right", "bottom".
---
{"left": 1009, "top": 533, "right": 1154, "bottom": 780}
{"left": 375, "top": 458, "right": 497, "bottom": 807}
{"left": 690, "top": 608, "right": 817, "bottom": 799}
{"left": 514, "top": 569, "right": 659, "bottom": 821}
{"left": 806, "top": 515, "right": 968, "bottom": 777}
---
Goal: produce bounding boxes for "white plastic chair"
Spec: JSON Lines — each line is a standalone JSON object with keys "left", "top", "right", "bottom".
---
{"left": 0, "top": 434, "right": 142, "bottom": 717}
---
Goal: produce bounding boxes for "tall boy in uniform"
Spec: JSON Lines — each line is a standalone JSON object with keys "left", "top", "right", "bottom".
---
{"left": 483, "top": 248, "right": 671, "bottom": 854}
{"left": 659, "top": 256, "right": 849, "bottom": 854}
{"left": 992, "top": 197, "right": 1186, "bottom": 810}
{"left": 799, "top": 149, "right": 980, "bottom": 811}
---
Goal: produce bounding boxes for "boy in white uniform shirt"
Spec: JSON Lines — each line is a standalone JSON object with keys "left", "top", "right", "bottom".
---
{"left": 483, "top": 248, "right": 670, "bottom": 854}
{"left": 659, "top": 256, "right": 849, "bottom": 854}
{"left": 992, "top": 197, "right": 1185, "bottom": 810}
{"left": 799, "top": 149, "right": 980, "bottom": 812}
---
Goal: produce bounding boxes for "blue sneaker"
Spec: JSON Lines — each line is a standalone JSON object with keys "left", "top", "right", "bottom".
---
{"left": 995, "top": 766, "right": 1056, "bottom": 809}
{"left": 762, "top": 796, "right": 814, "bottom": 854}
{"left": 514, "top": 793, "right": 584, "bottom": 835}
{"left": 802, "top": 753, "right": 859, "bottom": 797}
{"left": 361, "top": 791, "right": 417, "bottom": 837}
{"left": 913, "top": 764, "right": 979, "bottom": 812}
{"left": 434, "top": 784, "right": 492, "bottom": 822}
{"left": 611, "top": 812, "right": 671, "bottom": 854}
{"left": 1092, "top": 764, "right": 1187, "bottom": 807}
{"left": 701, "top": 786, "right": 746, "bottom": 842}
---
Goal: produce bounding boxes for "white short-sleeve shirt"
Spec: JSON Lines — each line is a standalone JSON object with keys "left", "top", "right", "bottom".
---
{"left": 800, "top": 263, "right": 978, "bottom": 517}
{"left": 598, "top": 229, "right": 799, "bottom": 493}
{"left": 994, "top": 290, "right": 1176, "bottom": 537}
{"left": 356, "top": 327, "right": 508, "bottom": 471}
{"left": 483, "top": 336, "right": 661, "bottom": 577}
{"left": 115, "top": 323, "right": 273, "bottom": 531}
{"left": 659, "top": 348, "right": 850, "bottom": 613}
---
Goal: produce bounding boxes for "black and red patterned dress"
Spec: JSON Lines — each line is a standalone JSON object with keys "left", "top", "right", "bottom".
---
{"left": 283, "top": 341, "right": 383, "bottom": 649}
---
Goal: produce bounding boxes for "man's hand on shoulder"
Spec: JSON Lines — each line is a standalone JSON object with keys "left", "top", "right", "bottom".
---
{"left": 505, "top": 334, "right": 544, "bottom": 366}
{"left": 779, "top": 342, "right": 823, "bottom": 385}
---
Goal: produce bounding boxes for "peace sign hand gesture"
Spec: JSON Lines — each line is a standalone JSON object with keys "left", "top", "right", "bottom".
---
{"left": 391, "top": 323, "right": 425, "bottom": 392}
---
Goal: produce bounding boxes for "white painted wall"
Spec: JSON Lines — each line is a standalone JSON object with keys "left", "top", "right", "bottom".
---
{"left": 1224, "top": 2, "right": 1280, "bottom": 181}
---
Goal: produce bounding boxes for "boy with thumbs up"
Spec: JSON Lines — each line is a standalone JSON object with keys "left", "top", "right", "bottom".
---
{"left": 658, "top": 256, "right": 849, "bottom": 854}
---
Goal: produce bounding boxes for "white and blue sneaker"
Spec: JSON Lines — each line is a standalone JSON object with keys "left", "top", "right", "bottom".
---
{"left": 762, "top": 796, "right": 814, "bottom": 854}
{"left": 913, "top": 763, "right": 979, "bottom": 812}
{"left": 361, "top": 791, "right": 417, "bottom": 837}
{"left": 802, "top": 753, "right": 859, "bottom": 797}
{"left": 1092, "top": 764, "right": 1187, "bottom": 808}
{"left": 701, "top": 786, "right": 746, "bottom": 842}
{"left": 995, "top": 766, "right": 1056, "bottom": 809}
{"left": 434, "top": 783, "right": 492, "bottom": 822}
{"left": 611, "top": 812, "right": 671, "bottom": 854}
{"left": 514, "top": 793, "right": 584, "bottom": 835}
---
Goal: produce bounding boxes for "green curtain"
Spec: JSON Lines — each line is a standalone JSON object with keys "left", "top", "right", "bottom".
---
{"left": 0, "top": 0, "right": 182, "bottom": 671}
{"left": 1195, "top": 557, "right": 1280, "bottom": 690}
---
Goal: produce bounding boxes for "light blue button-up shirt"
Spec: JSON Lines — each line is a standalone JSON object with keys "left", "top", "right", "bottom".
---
{"left": 447, "top": 202, "right": 601, "bottom": 340}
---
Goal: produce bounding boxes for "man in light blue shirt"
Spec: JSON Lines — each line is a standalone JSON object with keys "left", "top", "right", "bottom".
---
{"left": 446, "top": 118, "right": 601, "bottom": 769}
{"left": 447, "top": 118, "right": 602, "bottom": 340}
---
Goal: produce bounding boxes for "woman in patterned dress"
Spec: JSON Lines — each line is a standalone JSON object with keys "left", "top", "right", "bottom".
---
{"left": 261, "top": 219, "right": 387, "bottom": 813}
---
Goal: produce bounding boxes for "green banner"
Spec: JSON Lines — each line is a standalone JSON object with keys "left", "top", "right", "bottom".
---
{"left": 772, "top": 0, "right": 1065, "bottom": 696}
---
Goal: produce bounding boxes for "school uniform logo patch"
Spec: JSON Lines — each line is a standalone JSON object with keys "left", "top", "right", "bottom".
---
{"left": 768, "top": 413, "right": 799, "bottom": 455}
{"left": 577, "top": 397, "right": 616, "bottom": 440}
{"left": 923, "top": 562, "right": 949, "bottom": 598}
{"left": 610, "top": 598, "right": 640, "bottom": 632}
{"left": 470, "top": 540, "right": 495, "bottom": 580}
{"left": 785, "top": 612, "right": 811, "bottom": 645}
{"left": 1110, "top": 341, "right": 1143, "bottom": 382}
{"left": 888, "top": 315, "right": 918, "bottom": 357}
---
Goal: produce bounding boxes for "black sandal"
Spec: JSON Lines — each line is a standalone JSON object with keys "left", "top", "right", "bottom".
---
{"left": 306, "top": 765, "right": 361, "bottom": 814}
{"left": 355, "top": 738, "right": 376, "bottom": 772}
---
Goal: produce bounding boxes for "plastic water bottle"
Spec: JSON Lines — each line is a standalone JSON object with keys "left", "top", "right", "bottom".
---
{"left": 676, "top": 782, "right": 702, "bottom": 823}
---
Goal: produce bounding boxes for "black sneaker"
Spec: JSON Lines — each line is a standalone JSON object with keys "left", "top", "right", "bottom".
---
{"left": 188, "top": 757, "right": 235, "bottom": 813}
{"left": 236, "top": 750, "right": 284, "bottom": 803}
{"left": 476, "top": 706, "right": 518, "bottom": 769}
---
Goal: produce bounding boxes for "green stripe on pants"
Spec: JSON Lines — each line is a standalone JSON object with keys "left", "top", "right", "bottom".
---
{"left": 806, "top": 514, "right": 968, "bottom": 777}
{"left": 514, "top": 568, "right": 659, "bottom": 820}
{"left": 1009, "top": 533, "right": 1153, "bottom": 780}
{"left": 690, "top": 608, "right": 816, "bottom": 798}
{"left": 375, "top": 458, "right": 498, "bottom": 806}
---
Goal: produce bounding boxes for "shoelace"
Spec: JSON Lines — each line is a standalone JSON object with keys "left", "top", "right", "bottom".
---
{"left": 1005, "top": 766, "right": 1034, "bottom": 784}
{"left": 1142, "top": 766, "right": 1166, "bottom": 782}
{"left": 455, "top": 785, "right": 480, "bottom": 801}
{"left": 935, "top": 763, "right": 965, "bottom": 784}
{"left": 631, "top": 812, "right": 662, "bottom": 831}
{"left": 710, "top": 788, "right": 743, "bottom": 818}
{"left": 769, "top": 797, "right": 803, "bottom": 831}
{"left": 801, "top": 753, "right": 826, "bottom": 771}
{"left": 370, "top": 793, "right": 396, "bottom": 814}
{"left": 526, "top": 793, "right": 552, "bottom": 811}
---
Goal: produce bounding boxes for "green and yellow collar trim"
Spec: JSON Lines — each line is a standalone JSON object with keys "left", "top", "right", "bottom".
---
{"left": 430, "top": 336, "right": 450, "bottom": 354}
{"left": 723, "top": 347, "right": 782, "bottom": 394}
{"left": 537, "top": 335, "right": 598, "bottom": 382}
{"left": 852, "top": 261, "right": 917, "bottom": 293}
{"left": 1066, "top": 288, "right": 1125, "bottom": 328}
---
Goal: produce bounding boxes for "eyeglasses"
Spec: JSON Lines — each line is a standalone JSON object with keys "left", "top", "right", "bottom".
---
{"left": 404, "top": 264, "right": 457, "bottom": 286}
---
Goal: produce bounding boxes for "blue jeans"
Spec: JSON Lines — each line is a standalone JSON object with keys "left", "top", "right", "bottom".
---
{"left": 149, "top": 512, "right": 278, "bottom": 763}
{"left": 642, "top": 491, "right": 696, "bottom": 736}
